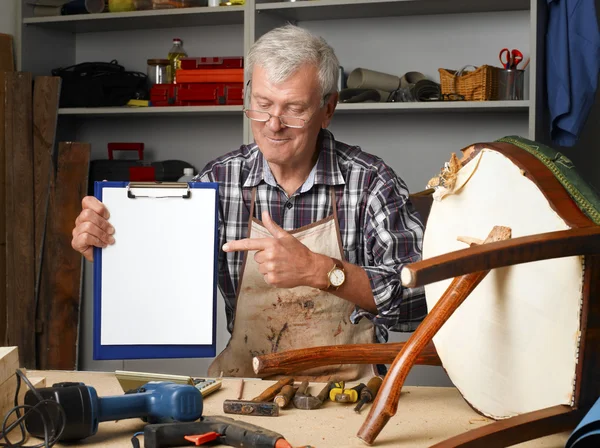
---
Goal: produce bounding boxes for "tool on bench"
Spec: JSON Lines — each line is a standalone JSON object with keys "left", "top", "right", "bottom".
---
{"left": 274, "top": 384, "right": 296, "bottom": 408}
{"left": 140, "top": 415, "right": 294, "bottom": 448}
{"left": 223, "top": 377, "right": 293, "bottom": 417}
{"left": 329, "top": 381, "right": 366, "bottom": 403}
{"left": 293, "top": 381, "right": 334, "bottom": 410}
{"left": 354, "top": 376, "right": 383, "bottom": 413}
{"left": 23, "top": 381, "right": 202, "bottom": 442}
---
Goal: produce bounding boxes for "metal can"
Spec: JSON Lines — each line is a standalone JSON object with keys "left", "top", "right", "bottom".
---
{"left": 147, "top": 59, "right": 170, "bottom": 86}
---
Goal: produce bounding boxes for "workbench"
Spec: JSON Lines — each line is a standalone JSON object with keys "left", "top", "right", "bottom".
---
{"left": 24, "top": 370, "right": 569, "bottom": 448}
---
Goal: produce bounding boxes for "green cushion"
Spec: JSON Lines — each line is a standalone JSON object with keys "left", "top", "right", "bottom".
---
{"left": 495, "top": 136, "right": 600, "bottom": 225}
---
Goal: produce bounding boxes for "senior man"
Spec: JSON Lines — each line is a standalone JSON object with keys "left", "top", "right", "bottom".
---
{"left": 71, "top": 24, "right": 426, "bottom": 381}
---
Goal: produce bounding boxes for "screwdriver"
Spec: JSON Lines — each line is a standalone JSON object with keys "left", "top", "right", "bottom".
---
{"left": 354, "top": 376, "right": 383, "bottom": 413}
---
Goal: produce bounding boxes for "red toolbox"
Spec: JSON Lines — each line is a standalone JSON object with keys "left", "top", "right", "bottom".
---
{"left": 150, "top": 84, "right": 181, "bottom": 107}
{"left": 180, "top": 56, "right": 244, "bottom": 70}
{"left": 176, "top": 68, "right": 244, "bottom": 84}
{"left": 177, "top": 83, "right": 244, "bottom": 106}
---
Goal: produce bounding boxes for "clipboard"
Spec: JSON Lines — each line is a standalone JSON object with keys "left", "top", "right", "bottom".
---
{"left": 93, "top": 181, "right": 219, "bottom": 360}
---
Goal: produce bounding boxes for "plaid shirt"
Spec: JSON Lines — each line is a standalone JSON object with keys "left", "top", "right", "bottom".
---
{"left": 196, "top": 129, "right": 427, "bottom": 343}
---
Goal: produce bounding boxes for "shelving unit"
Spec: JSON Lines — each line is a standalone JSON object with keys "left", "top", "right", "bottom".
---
{"left": 58, "top": 105, "right": 243, "bottom": 116}
{"left": 22, "top": 5, "right": 245, "bottom": 32}
{"left": 255, "top": 0, "right": 530, "bottom": 21}
{"left": 17, "top": 0, "right": 546, "bottom": 378}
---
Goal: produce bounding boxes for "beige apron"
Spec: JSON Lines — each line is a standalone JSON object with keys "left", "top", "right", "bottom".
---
{"left": 208, "top": 187, "right": 376, "bottom": 382}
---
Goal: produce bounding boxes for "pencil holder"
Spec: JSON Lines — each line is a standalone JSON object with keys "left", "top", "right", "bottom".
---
{"left": 497, "top": 69, "right": 525, "bottom": 101}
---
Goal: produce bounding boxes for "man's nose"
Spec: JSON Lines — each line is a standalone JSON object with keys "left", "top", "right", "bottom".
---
{"left": 266, "top": 114, "right": 284, "bottom": 132}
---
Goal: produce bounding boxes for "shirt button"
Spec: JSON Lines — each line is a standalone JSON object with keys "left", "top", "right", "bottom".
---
{"left": 286, "top": 202, "right": 293, "bottom": 209}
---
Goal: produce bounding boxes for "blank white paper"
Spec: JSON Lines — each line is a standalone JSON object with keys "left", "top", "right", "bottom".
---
{"left": 100, "top": 186, "right": 216, "bottom": 346}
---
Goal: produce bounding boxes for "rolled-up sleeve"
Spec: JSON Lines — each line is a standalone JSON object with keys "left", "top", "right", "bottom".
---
{"left": 350, "top": 176, "right": 427, "bottom": 335}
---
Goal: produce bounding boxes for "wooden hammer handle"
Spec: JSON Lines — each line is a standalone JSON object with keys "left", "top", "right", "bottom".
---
{"left": 252, "top": 377, "right": 294, "bottom": 402}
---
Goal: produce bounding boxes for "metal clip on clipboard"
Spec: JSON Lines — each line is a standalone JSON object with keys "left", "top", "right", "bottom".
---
{"left": 126, "top": 182, "right": 191, "bottom": 199}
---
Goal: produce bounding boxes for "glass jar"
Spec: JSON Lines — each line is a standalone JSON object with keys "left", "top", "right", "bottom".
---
{"left": 147, "top": 59, "right": 170, "bottom": 86}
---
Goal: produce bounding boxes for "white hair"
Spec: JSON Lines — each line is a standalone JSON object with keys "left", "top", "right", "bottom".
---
{"left": 245, "top": 24, "right": 340, "bottom": 106}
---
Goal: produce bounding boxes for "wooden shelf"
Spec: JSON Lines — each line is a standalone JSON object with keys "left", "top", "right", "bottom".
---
{"left": 256, "top": 0, "right": 530, "bottom": 22}
{"left": 58, "top": 105, "right": 244, "bottom": 116}
{"left": 57, "top": 101, "right": 529, "bottom": 117}
{"left": 22, "top": 6, "right": 245, "bottom": 33}
{"left": 335, "top": 100, "right": 530, "bottom": 113}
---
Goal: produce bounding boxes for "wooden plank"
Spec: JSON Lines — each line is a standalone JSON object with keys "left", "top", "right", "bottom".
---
{"left": 32, "top": 77, "right": 61, "bottom": 310}
{"left": 0, "top": 34, "right": 14, "bottom": 72}
{"left": 5, "top": 72, "right": 36, "bottom": 369}
{"left": 0, "top": 374, "right": 46, "bottom": 434}
{"left": 36, "top": 142, "right": 90, "bottom": 370}
{"left": 0, "top": 347, "right": 20, "bottom": 386}
{"left": 0, "top": 73, "right": 6, "bottom": 347}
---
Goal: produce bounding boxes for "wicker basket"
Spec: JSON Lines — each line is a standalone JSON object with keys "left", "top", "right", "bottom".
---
{"left": 438, "top": 65, "right": 500, "bottom": 101}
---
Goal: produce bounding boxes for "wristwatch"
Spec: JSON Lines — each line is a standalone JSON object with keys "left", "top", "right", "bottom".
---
{"left": 325, "top": 258, "right": 346, "bottom": 291}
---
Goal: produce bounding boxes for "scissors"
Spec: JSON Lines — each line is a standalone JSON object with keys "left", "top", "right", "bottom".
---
{"left": 499, "top": 48, "right": 524, "bottom": 69}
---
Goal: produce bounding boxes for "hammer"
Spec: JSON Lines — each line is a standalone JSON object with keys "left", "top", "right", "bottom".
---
{"left": 223, "top": 377, "right": 293, "bottom": 417}
{"left": 293, "top": 380, "right": 334, "bottom": 410}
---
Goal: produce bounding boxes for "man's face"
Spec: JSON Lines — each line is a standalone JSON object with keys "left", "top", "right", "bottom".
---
{"left": 248, "top": 63, "right": 337, "bottom": 169}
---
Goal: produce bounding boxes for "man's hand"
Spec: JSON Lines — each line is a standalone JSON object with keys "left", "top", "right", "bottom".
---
{"left": 71, "top": 196, "right": 115, "bottom": 262}
{"left": 222, "top": 211, "right": 330, "bottom": 289}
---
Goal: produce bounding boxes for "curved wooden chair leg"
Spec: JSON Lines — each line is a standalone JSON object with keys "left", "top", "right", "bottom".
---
{"left": 429, "top": 405, "right": 586, "bottom": 448}
{"left": 252, "top": 341, "right": 441, "bottom": 377}
{"left": 357, "top": 226, "right": 511, "bottom": 445}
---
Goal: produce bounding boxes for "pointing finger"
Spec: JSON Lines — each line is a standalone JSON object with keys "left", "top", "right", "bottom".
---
{"left": 223, "top": 238, "right": 271, "bottom": 253}
{"left": 261, "top": 211, "right": 287, "bottom": 238}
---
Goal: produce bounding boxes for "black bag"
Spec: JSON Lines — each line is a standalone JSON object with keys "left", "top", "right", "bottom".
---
{"left": 87, "top": 144, "right": 196, "bottom": 195}
{"left": 51, "top": 60, "right": 148, "bottom": 107}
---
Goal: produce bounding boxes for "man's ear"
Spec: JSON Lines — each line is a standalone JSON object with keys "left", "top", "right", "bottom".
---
{"left": 321, "top": 92, "right": 339, "bottom": 129}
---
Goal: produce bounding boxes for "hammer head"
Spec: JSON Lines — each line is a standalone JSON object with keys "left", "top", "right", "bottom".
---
{"left": 293, "top": 393, "right": 321, "bottom": 410}
{"left": 293, "top": 381, "right": 333, "bottom": 410}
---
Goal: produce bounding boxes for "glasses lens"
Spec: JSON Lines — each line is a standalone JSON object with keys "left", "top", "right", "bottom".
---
{"left": 279, "top": 116, "right": 306, "bottom": 128}
{"left": 245, "top": 110, "right": 270, "bottom": 122}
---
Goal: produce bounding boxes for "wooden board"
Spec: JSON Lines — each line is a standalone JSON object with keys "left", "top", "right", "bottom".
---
{"left": 5, "top": 72, "right": 36, "bottom": 369}
{"left": 0, "top": 34, "right": 14, "bottom": 72}
{"left": 0, "top": 347, "right": 19, "bottom": 387}
{"left": 33, "top": 77, "right": 61, "bottom": 299}
{"left": 36, "top": 143, "right": 90, "bottom": 370}
{"left": 0, "top": 73, "right": 6, "bottom": 346}
{"left": 0, "top": 374, "right": 46, "bottom": 435}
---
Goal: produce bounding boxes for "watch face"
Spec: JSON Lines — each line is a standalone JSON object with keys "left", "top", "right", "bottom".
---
{"left": 330, "top": 268, "right": 345, "bottom": 287}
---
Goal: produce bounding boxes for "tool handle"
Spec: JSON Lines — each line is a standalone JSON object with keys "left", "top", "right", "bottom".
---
{"left": 274, "top": 385, "right": 296, "bottom": 408}
{"left": 316, "top": 381, "right": 334, "bottom": 403}
{"left": 295, "top": 380, "right": 309, "bottom": 396}
{"left": 362, "top": 376, "right": 383, "bottom": 400}
{"left": 144, "top": 416, "right": 285, "bottom": 448}
{"left": 252, "top": 377, "right": 294, "bottom": 402}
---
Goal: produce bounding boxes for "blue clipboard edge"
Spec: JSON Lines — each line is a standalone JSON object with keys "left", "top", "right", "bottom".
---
{"left": 92, "top": 181, "right": 219, "bottom": 360}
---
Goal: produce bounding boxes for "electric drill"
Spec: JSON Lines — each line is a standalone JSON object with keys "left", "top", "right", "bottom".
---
{"left": 23, "top": 381, "right": 203, "bottom": 442}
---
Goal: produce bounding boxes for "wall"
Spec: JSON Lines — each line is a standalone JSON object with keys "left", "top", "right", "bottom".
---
{"left": 0, "top": 0, "right": 17, "bottom": 37}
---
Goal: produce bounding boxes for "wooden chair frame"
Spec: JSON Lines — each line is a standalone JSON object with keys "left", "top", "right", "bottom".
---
{"left": 252, "top": 142, "right": 600, "bottom": 447}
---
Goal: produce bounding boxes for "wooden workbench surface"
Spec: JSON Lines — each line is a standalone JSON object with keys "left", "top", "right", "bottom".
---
{"left": 24, "top": 370, "right": 569, "bottom": 448}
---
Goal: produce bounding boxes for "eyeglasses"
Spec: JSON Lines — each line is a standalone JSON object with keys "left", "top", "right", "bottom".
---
{"left": 243, "top": 79, "right": 330, "bottom": 129}
{"left": 243, "top": 109, "right": 312, "bottom": 129}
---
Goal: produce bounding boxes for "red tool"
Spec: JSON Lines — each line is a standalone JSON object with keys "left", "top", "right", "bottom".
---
{"left": 499, "top": 47, "right": 524, "bottom": 69}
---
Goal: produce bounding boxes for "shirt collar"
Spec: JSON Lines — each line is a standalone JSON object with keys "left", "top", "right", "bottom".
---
{"left": 242, "top": 129, "right": 346, "bottom": 190}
